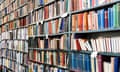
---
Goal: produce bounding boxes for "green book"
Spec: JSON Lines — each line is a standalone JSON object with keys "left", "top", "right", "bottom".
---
{"left": 117, "top": 3, "right": 120, "bottom": 27}
{"left": 113, "top": 3, "right": 120, "bottom": 28}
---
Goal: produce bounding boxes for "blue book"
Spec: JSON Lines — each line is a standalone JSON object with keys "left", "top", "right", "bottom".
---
{"left": 44, "top": 39, "right": 48, "bottom": 48}
{"left": 114, "top": 57, "right": 119, "bottom": 72}
{"left": 71, "top": 53, "right": 75, "bottom": 69}
{"left": 78, "top": 54, "right": 83, "bottom": 71}
{"left": 33, "top": 64, "right": 38, "bottom": 72}
{"left": 66, "top": 37, "right": 70, "bottom": 50}
{"left": 110, "top": 8, "right": 114, "bottom": 28}
{"left": 86, "top": 54, "right": 91, "bottom": 72}
{"left": 98, "top": 10, "right": 101, "bottom": 29}
{"left": 100, "top": 9, "right": 105, "bottom": 29}
{"left": 95, "top": 0, "right": 98, "bottom": 6}
{"left": 59, "top": 18, "right": 64, "bottom": 33}
{"left": 39, "top": 0, "right": 44, "bottom": 5}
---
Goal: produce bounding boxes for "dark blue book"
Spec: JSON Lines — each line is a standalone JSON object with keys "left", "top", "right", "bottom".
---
{"left": 78, "top": 54, "right": 83, "bottom": 72}
{"left": 114, "top": 57, "right": 119, "bottom": 72}
{"left": 44, "top": 39, "right": 48, "bottom": 48}
{"left": 85, "top": 54, "right": 91, "bottom": 72}
{"left": 39, "top": 0, "right": 44, "bottom": 6}
{"left": 59, "top": 18, "right": 64, "bottom": 33}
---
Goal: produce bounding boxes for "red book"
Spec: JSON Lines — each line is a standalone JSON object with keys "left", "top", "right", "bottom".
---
{"left": 83, "top": 12, "right": 88, "bottom": 31}
{"left": 74, "top": 0, "right": 77, "bottom": 11}
{"left": 92, "top": 0, "right": 95, "bottom": 7}
{"left": 55, "top": 19, "right": 59, "bottom": 33}
{"left": 105, "top": 10, "right": 108, "bottom": 28}
{"left": 76, "top": 39, "right": 81, "bottom": 51}
{"left": 48, "top": 21, "right": 52, "bottom": 34}
{"left": 50, "top": 52, "right": 53, "bottom": 64}
{"left": 78, "top": 13, "right": 83, "bottom": 31}
{"left": 71, "top": 0, "right": 74, "bottom": 11}
{"left": 62, "top": 53, "right": 65, "bottom": 66}
{"left": 97, "top": 55, "right": 103, "bottom": 72}
{"left": 44, "top": 6, "right": 49, "bottom": 19}
{"left": 23, "top": 17, "right": 26, "bottom": 26}
{"left": 78, "top": 0, "right": 82, "bottom": 10}
{"left": 72, "top": 15, "right": 77, "bottom": 32}
{"left": 38, "top": 38, "right": 41, "bottom": 48}
{"left": 33, "top": 50, "right": 37, "bottom": 61}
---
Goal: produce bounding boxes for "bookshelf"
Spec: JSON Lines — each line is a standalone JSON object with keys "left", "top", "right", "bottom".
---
{"left": 27, "top": 0, "right": 120, "bottom": 72}
{"left": 0, "top": 0, "right": 120, "bottom": 72}
{"left": 0, "top": 0, "right": 29, "bottom": 72}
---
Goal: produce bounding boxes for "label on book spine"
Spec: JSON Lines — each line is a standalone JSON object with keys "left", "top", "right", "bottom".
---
{"left": 91, "top": 51, "right": 98, "bottom": 58}
{"left": 46, "top": 34, "right": 48, "bottom": 39}
{"left": 61, "top": 13, "right": 68, "bottom": 18}
{"left": 40, "top": 20, "right": 44, "bottom": 24}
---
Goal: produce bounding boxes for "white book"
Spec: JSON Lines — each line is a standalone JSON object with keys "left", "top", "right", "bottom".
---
{"left": 103, "top": 62, "right": 109, "bottom": 72}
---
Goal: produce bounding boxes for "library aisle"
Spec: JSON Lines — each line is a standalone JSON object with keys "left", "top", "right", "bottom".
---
{"left": 0, "top": 0, "right": 120, "bottom": 72}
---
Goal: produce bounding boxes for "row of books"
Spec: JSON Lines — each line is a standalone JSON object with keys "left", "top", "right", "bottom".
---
{"left": 1, "top": 28, "right": 28, "bottom": 40}
{"left": 29, "top": 50, "right": 68, "bottom": 67}
{"left": 1, "top": 19, "right": 28, "bottom": 32}
{"left": 1, "top": 49, "right": 16, "bottom": 60}
{"left": 1, "top": 49, "right": 28, "bottom": 65}
{"left": 71, "top": 36, "right": 120, "bottom": 53}
{"left": 72, "top": 3, "right": 120, "bottom": 31}
{"left": 28, "top": 9, "right": 44, "bottom": 24}
{"left": 29, "top": 63, "right": 68, "bottom": 72}
{"left": 28, "top": 0, "right": 117, "bottom": 17}
{"left": 0, "top": 0, "right": 28, "bottom": 14}
{"left": 12, "top": 28, "right": 28, "bottom": 40}
{"left": 1, "top": 6, "right": 28, "bottom": 24}
{"left": 34, "top": 0, "right": 54, "bottom": 7}
{"left": 28, "top": 17, "right": 69, "bottom": 37}
{"left": 2, "top": 58, "right": 15, "bottom": 71}
{"left": 71, "top": 53, "right": 120, "bottom": 72}
{"left": 44, "top": 0, "right": 69, "bottom": 19}
{"left": 2, "top": 58, "right": 27, "bottom": 72}
{"left": 28, "top": 35, "right": 70, "bottom": 50}
{"left": 1, "top": 40, "right": 28, "bottom": 52}
{"left": 71, "top": 0, "right": 117, "bottom": 11}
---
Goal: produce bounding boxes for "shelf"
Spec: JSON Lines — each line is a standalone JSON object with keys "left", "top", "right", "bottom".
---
{"left": 28, "top": 48, "right": 68, "bottom": 52}
{"left": 0, "top": 39, "right": 27, "bottom": 42}
{"left": 71, "top": 50, "right": 120, "bottom": 56}
{"left": 29, "top": 60, "right": 68, "bottom": 70}
{"left": 71, "top": 28, "right": 120, "bottom": 35}
{"left": 2, "top": 56, "right": 16, "bottom": 62}
{"left": 48, "top": 32, "right": 69, "bottom": 37}
{"left": 44, "top": 15, "right": 61, "bottom": 22}
{"left": 71, "top": 0, "right": 120, "bottom": 14}
{"left": 1, "top": 48, "right": 28, "bottom": 54}
{"left": 27, "top": 15, "right": 61, "bottom": 26}
{"left": 0, "top": 14, "right": 28, "bottom": 26}
{"left": 2, "top": 65, "right": 15, "bottom": 72}
{"left": 0, "top": 0, "right": 16, "bottom": 12}
{"left": 28, "top": 32, "right": 69, "bottom": 38}
{"left": 1, "top": 57, "right": 28, "bottom": 67}
{"left": 0, "top": 2, "right": 28, "bottom": 19}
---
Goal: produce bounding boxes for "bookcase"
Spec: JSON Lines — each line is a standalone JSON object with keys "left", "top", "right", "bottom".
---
{"left": 0, "top": 0, "right": 29, "bottom": 72}
{"left": 27, "top": 0, "right": 120, "bottom": 72}
{"left": 0, "top": 0, "right": 120, "bottom": 72}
